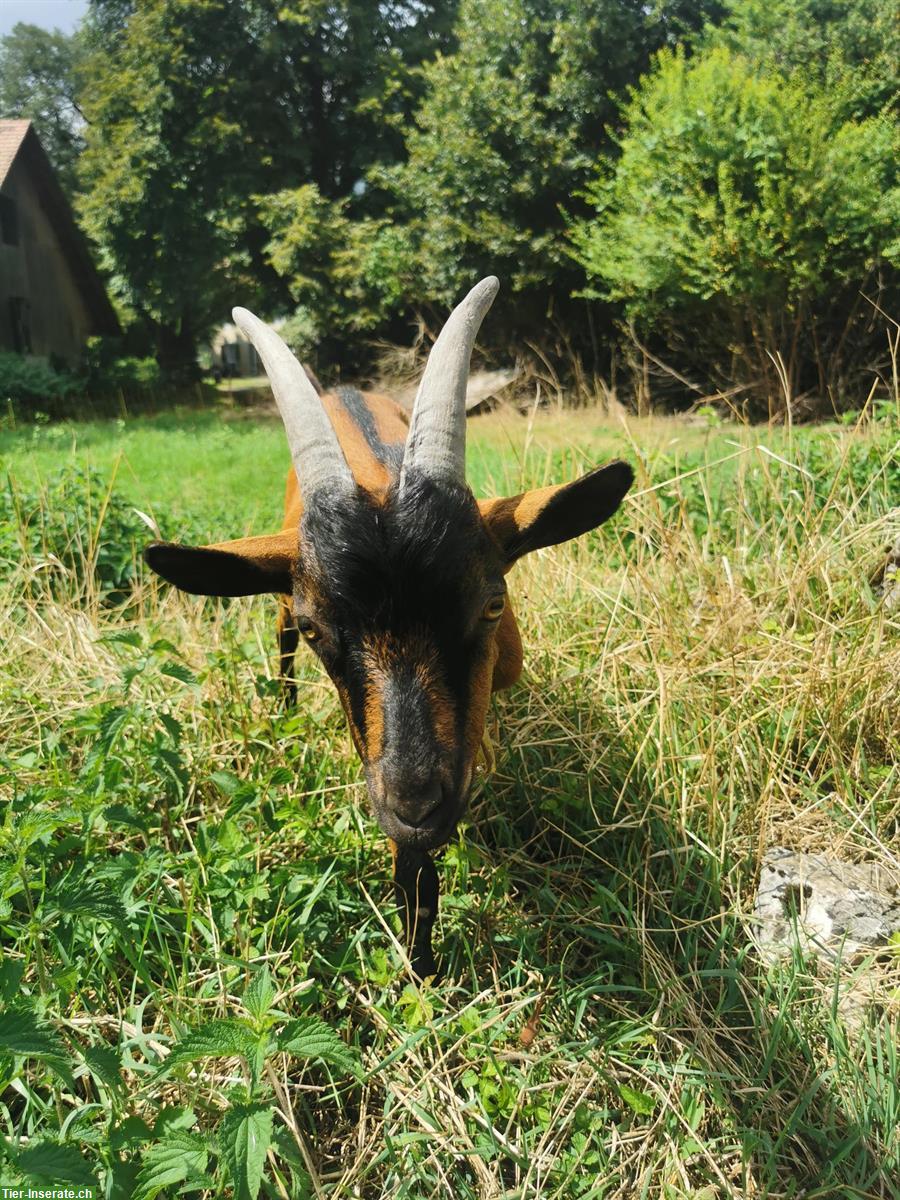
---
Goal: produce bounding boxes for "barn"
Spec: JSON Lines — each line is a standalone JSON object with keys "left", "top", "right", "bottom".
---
{"left": 0, "top": 119, "right": 119, "bottom": 364}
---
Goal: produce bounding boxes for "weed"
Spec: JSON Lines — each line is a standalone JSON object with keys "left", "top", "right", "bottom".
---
{"left": 0, "top": 405, "right": 897, "bottom": 1196}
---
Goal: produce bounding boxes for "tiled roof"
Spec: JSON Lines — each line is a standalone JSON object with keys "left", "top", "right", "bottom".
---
{"left": 0, "top": 118, "right": 31, "bottom": 189}
{"left": 0, "top": 119, "right": 32, "bottom": 189}
{"left": 0, "top": 118, "right": 119, "bottom": 336}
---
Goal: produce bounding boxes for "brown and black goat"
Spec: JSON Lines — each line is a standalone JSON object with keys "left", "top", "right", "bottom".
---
{"left": 144, "top": 278, "right": 633, "bottom": 979}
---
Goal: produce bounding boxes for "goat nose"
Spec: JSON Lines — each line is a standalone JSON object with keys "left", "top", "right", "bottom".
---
{"left": 387, "top": 775, "right": 444, "bottom": 827}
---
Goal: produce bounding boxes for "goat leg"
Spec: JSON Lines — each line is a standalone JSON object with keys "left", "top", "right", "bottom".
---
{"left": 277, "top": 597, "right": 299, "bottom": 706}
{"left": 390, "top": 842, "right": 439, "bottom": 982}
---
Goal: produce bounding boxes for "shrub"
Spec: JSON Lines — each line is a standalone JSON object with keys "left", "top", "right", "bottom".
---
{"left": 0, "top": 352, "right": 75, "bottom": 413}
{"left": 0, "top": 345, "right": 164, "bottom": 425}
{"left": 714, "top": 0, "right": 900, "bottom": 121}
{"left": 570, "top": 47, "right": 900, "bottom": 417}
{"left": 79, "top": 337, "right": 161, "bottom": 394}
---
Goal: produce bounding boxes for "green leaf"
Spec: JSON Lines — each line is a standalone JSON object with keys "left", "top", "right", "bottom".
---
{"left": 271, "top": 1125, "right": 307, "bottom": 1170}
{"left": 396, "top": 982, "right": 434, "bottom": 1031}
{"left": 134, "top": 1131, "right": 208, "bottom": 1200}
{"left": 160, "top": 1018, "right": 260, "bottom": 1075}
{"left": 211, "top": 769, "right": 241, "bottom": 795}
{"left": 274, "top": 1017, "right": 361, "bottom": 1079}
{"left": 11, "top": 809, "right": 72, "bottom": 850}
{"left": 243, "top": 967, "right": 275, "bottom": 1023}
{"left": 43, "top": 877, "right": 126, "bottom": 925}
{"left": 102, "top": 802, "right": 150, "bottom": 832}
{"left": 0, "top": 958, "right": 24, "bottom": 1001}
{"left": 107, "top": 1157, "right": 141, "bottom": 1200}
{"left": 152, "top": 1105, "right": 197, "bottom": 1136}
{"left": 618, "top": 1083, "right": 656, "bottom": 1117}
{"left": 110, "top": 1114, "right": 154, "bottom": 1151}
{"left": 97, "top": 704, "right": 130, "bottom": 749}
{"left": 83, "top": 1043, "right": 123, "bottom": 1091}
{"left": 161, "top": 660, "right": 197, "bottom": 686}
{"left": 100, "top": 629, "right": 143, "bottom": 648}
{"left": 219, "top": 1102, "right": 274, "bottom": 1200}
{"left": 0, "top": 1006, "right": 72, "bottom": 1082}
{"left": 16, "top": 1141, "right": 96, "bottom": 1187}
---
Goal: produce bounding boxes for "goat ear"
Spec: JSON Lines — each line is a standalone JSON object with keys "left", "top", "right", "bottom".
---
{"left": 482, "top": 460, "right": 633, "bottom": 565}
{"left": 144, "top": 531, "right": 296, "bottom": 597}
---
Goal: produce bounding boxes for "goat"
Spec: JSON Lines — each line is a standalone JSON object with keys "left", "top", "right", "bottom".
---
{"left": 144, "top": 278, "right": 633, "bottom": 980}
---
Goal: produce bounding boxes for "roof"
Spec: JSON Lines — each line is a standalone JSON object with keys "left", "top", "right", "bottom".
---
{"left": 0, "top": 119, "right": 119, "bottom": 337}
{"left": 0, "top": 119, "right": 30, "bottom": 188}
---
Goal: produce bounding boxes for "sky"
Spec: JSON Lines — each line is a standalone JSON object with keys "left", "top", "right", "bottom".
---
{"left": 0, "top": 0, "right": 89, "bottom": 38}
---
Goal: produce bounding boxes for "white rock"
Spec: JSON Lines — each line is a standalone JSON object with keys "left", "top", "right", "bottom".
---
{"left": 753, "top": 847, "right": 900, "bottom": 963}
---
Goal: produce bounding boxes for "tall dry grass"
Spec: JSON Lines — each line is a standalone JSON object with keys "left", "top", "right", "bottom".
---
{"left": 0, "top": 404, "right": 898, "bottom": 1196}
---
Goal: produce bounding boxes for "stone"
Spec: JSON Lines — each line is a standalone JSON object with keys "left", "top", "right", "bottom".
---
{"left": 752, "top": 847, "right": 900, "bottom": 963}
{"left": 871, "top": 533, "right": 900, "bottom": 613}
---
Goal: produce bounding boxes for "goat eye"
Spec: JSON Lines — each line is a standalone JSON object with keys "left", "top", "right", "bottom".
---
{"left": 482, "top": 594, "right": 506, "bottom": 621}
{"left": 298, "top": 619, "right": 320, "bottom": 642}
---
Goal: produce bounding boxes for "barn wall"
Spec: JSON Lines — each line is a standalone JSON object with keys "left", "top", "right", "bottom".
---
{"left": 0, "top": 158, "right": 94, "bottom": 364}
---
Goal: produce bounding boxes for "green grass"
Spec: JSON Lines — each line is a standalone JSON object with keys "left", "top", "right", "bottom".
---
{"left": 0, "top": 402, "right": 898, "bottom": 1198}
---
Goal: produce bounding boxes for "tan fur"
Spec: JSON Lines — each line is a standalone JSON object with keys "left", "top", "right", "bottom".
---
{"left": 364, "top": 390, "right": 411, "bottom": 442}
{"left": 414, "top": 654, "right": 457, "bottom": 749}
{"left": 462, "top": 640, "right": 497, "bottom": 779}
{"left": 361, "top": 639, "right": 388, "bottom": 762}
{"left": 206, "top": 528, "right": 297, "bottom": 566}
{"left": 478, "top": 485, "right": 566, "bottom": 558}
{"left": 323, "top": 393, "right": 394, "bottom": 493}
{"left": 491, "top": 600, "right": 524, "bottom": 690}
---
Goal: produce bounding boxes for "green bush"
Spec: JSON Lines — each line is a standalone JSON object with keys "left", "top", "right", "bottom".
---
{"left": 714, "top": 0, "right": 900, "bottom": 121}
{"left": 79, "top": 337, "right": 161, "bottom": 394}
{"left": 0, "top": 345, "right": 163, "bottom": 425}
{"left": 570, "top": 46, "right": 899, "bottom": 416}
{"left": 0, "top": 352, "right": 75, "bottom": 412}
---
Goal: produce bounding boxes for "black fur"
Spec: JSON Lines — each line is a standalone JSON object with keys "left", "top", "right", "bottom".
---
{"left": 298, "top": 473, "right": 505, "bottom": 843}
{"left": 501, "top": 460, "right": 635, "bottom": 562}
{"left": 301, "top": 473, "right": 502, "bottom": 629}
{"left": 144, "top": 542, "right": 292, "bottom": 597}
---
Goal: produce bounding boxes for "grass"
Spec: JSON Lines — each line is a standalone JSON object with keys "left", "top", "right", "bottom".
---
{"left": 0, "top": 400, "right": 899, "bottom": 1198}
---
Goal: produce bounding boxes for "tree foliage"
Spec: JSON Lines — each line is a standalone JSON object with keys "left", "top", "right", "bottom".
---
{"left": 713, "top": 0, "right": 900, "bottom": 120}
{"left": 259, "top": 0, "right": 725, "bottom": 353}
{"left": 397, "top": 0, "right": 721, "bottom": 290}
{"left": 0, "top": 23, "right": 86, "bottom": 193}
{"left": 77, "top": 0, "right": 457, "bottom": 380}
{"left": 570, "top": 46, "right": 899, "bottom": 413}
{"left": 3, "top": 0, "right": 895, "bottom": 410}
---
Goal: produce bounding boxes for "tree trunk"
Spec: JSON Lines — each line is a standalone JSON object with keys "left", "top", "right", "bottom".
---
{"left": 155, "top": 317, "right": 200, "bottom": 385}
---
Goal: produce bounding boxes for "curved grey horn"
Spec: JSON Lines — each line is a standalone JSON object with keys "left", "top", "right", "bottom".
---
{"left": 232, "top": 307, "right": 353, "bottom": 495}
{"left": 400, "top": 276, "right": 499, "bottom": 490}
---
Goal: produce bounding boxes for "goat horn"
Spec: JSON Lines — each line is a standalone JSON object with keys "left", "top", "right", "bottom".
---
{"left": 400, "top": 276, "right": 499, "bottom": 490}
{"left": 232, "top": 307, "right": 354, "bottom": 496}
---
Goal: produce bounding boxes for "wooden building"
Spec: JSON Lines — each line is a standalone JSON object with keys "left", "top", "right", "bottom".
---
{"left": 0, "top": 119, "right": 118, "bottom": 363}
{"left": 209, "top": 320, "right": 263, "bottom": 379}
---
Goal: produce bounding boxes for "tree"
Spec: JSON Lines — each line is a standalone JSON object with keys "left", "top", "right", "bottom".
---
{"left": 0, "top": 23, "right": 86, "bottom": 193}
{"left": 712, "top": 0, "right": 900, "bottom": 121}
{"left": 313, "top": 0, "right": 727, "bottom": 356}
{"left": 78, "top": 0, "right": 457, "bottom": 381}
{"left": 570, "top": 47, "right": 900, "bottom": 414}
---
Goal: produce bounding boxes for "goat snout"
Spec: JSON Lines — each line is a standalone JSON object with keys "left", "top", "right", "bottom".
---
{"left": 386, "top": 774, "right": 444, "bottom": 828}
{"left": 373, "top": 764, "right": 460, "bottom": 848}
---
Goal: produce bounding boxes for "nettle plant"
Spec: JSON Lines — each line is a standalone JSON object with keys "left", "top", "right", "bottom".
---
{"left": 0, "top": 969, "right": 359, "bottom": 1197}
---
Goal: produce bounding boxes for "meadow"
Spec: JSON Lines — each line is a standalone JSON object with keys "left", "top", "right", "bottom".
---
{"left": 1, "top": 398, "right": 899, "bottom": 1199}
